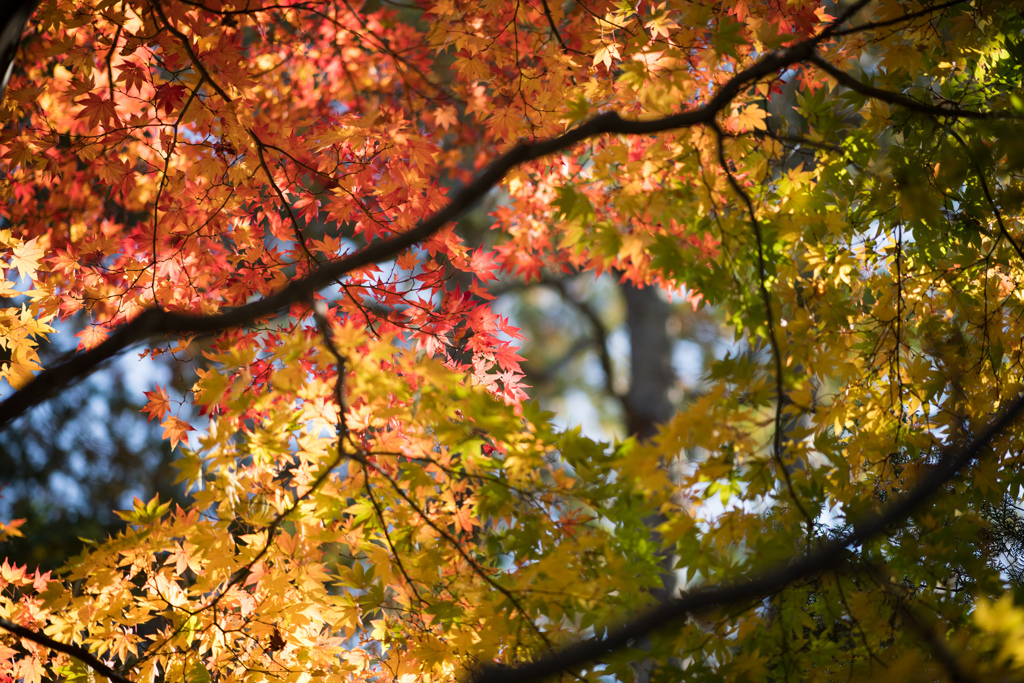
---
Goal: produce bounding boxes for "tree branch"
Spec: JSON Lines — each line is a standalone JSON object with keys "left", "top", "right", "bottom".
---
{"left": 537, "top": 0, "right": 576, "bottom": 55}
{"left": 947, "top": 126, "right": 1024, "bottom": 263}
{"left": 0, "top": 34, "right": 820, "bottom": 427}
{"left": 0, "top": 617, "right": 133, "bottom": 683}
{"left": 808, "top": 53, "right": 1011, "bottom": 120}
{"left": 549, "top": 279, "right": 622, "bottom": 402}
{"left": 469, "top": 390, "right": 1024, "bottom": 683}
{"left": 832, "top": 0, "right": 968, "bottom": 37}
{"left": 0, "top": 3, "right": 1003, "bottom": 429}
{"left": 711, "top": 123, "right": 814, "bottom": 532}
{"left": 151, "top": 0, "right": 235, "bottom": 104}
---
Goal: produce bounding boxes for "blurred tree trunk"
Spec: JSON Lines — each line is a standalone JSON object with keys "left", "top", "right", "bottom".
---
{"left": 622, "top": 283, "right": 675, "bottom": 440}
{"left": 621, "top": 281, "right": 678, "bottom": 683}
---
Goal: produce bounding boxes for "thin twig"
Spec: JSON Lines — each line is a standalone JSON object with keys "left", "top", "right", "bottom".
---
{"left": 946, "top": 126, "right": 1024, "bottom": 263}
{"left": 712, "top": 123, "right": 815, "bottom": 532}
{"left": 249, "top": 131, "right": 319, "bottom": 267}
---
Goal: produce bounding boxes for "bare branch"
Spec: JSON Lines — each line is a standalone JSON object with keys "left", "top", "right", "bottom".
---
{"left": 548, "top": 279, "right": 622, "bottom": 401}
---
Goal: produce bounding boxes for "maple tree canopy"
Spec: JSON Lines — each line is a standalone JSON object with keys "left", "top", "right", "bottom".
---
{"left": 4, "top": 0, "right": 1024, "bottom": 681}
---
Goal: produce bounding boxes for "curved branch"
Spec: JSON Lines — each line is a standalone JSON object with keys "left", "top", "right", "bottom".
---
{"left": 470, "top": 389, "right": 1024, "bottom": 683}
{"left": 550, "top": 279, "right": 622, "bottom": 401}
{"left": 0, "top": 3, "right": 1004, "bottom": 429}
{"left": 538, "top": 0, "right": 576, "bottom": 55}
{"left": 832, "top": 0, "right": 968, "bottom": 38}
{"left": 0, "top": 34, "right": 828, "bottom": 428}
{"left": 808, "top": 53, "right": 1013, "bottom": 120}
{"left": 0, "top": 617, "right": 132, "bottom": 683}
{"left": 711, "top": 123, "right": 814, "bottom": 531}
{"left": 947, "top": 126, "right": 1024, "bottom": 263}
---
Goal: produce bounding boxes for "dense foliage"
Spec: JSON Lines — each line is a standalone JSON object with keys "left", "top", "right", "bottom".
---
{"left": 4, "top": 0, "right": 1024, "bottom": 681}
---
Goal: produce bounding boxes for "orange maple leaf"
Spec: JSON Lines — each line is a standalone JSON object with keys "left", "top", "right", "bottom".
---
{"left": 142, "top": 386, "right": 171, "bottom": 422}
{"left": 16, "top": 656, "right": 43, "bottom": 683}
{"left": 433, "top": 105, "right": 458, "bottom": 131}
{"left": 75, "top": 325, "right": 110, "bottom": 350}
{"left": 0, "top": 518, "right": 25, "bottom": 539}
{"left": 160, "top": 416, "right": 193, "bottom": 449}
{"left": 166, "top": 541, "right": 204, "bottom": 574}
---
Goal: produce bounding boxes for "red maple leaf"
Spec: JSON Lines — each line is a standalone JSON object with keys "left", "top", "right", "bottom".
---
{"left": 75, "top": 93, "right": 119, "bottom": 128}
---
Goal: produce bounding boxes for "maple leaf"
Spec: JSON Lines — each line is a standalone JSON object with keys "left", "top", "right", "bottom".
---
{"left": 3, "top": 4, "right": 1024, "bottom": 683}
{"left": 462, "top": 248, "right": 499, "bottom": 282}
{"left": 48, "top": 248, "right": 81, "bottom": 275}
{"left": 293, "top": 194, "right": 321, "bottom": 223}
{"left": 10, "top": 238, "right": 44, "bottom": 280}
{"left": 160, "top": 416, "right": 192, "bottom": 450}
{"left": 155, "top": 84, "right": 187, "bottom": 116}
{"left": 166, "top": 541, "right": 204, "bottom": 574}
{"left": 75, "top": 93, "right": 119, "bottom": 129}
{"left": 645, "top": 6, "right": 680, "bottom": 39}
{"left": 0, "top": 519, "right": 25, "bottom": 540}
{"left": 142, "top": 386, "right": 171, "bottom": 422}
{"left": 15, "top": 657, "right": 42, "bottom": 683}
{"left": 592, "top": 40, "right": 621, "bottom": 69}
{"left": 432, "top": 105, "right": 458, "bottom": 131}
{"left": 115, "top": 61, "right": 148, "bottom": 94}
{"left": 75, "top": 325, "right": 109, "bottom": 350}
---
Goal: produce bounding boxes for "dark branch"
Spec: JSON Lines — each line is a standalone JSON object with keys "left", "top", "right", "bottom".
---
{"left": 538, "top": 0, "right": 576, "bottom": 55}
{"left": 151, "top": 0, "right": 235, "bottom": 104}
{"left": 549, "top": 279, "right": 622, "bottom": 401}
{"left": 0, "top": 617, "right": 133, "bottom": 683}
{"left": 809, "top": 53, "right": 1011, "bottom": 120}
{"left": 469, "top": 390, "right": 1024, "bottom": 683}
{"left": 712, "top": 123, "right": 814, "bottom": 532}
{"left": 0, "top": 6, "right": 1005, "bottom": 429}
{"left": 0, "top": 34, "right": 825, "bottom": 427}
{"left": 947, "top": 126, "right": 1024, "bottom": 263}
{"left": 832, "top": 0, "right": 968, "bottom": 37}
{"left": 0, "top": 0, "right": 40, "bottom": 102}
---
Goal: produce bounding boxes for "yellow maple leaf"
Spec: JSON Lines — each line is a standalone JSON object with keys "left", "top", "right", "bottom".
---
{"left": 10, "top": 237, "right": 44, "bottom": 280}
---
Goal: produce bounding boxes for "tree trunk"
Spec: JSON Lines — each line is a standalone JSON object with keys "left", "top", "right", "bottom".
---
{"left": 621, "top": 281, "right": 678, "bottom": 683}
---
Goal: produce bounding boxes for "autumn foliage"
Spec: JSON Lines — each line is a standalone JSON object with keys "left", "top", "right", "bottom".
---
{"left": 4, "top": 0, "right": 1024, "bottom": 681}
